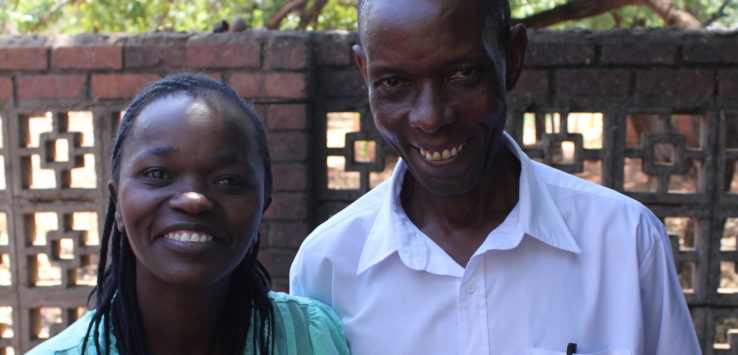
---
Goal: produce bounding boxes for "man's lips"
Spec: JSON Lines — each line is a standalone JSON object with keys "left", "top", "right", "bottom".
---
{"left": 416, "top": 141, "right": 467, "bottom": 162}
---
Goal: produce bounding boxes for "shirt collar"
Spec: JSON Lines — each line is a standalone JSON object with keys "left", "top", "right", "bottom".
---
{"left": 357, "top": 132, "right": 581, "bottom": 275}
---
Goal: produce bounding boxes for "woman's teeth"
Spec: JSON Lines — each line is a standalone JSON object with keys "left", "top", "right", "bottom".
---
{"left": 420, "top": 143, "right": 464, "bottom": 162}
{"left": 164, "top": 231, "right": 213, "bottom": 243}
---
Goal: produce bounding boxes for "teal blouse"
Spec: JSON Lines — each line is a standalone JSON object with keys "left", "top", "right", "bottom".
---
{"left": 27, "top": 292, "right": 350, "bottom": 354}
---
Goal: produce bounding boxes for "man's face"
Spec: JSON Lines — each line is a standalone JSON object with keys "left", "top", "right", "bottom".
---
{"left": 355, "top": 0, "right": 525, "bottom": 196}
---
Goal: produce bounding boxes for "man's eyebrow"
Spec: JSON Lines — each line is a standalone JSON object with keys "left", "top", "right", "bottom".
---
{"left": 213, "top": 152, "right": 247, "bottom": 165}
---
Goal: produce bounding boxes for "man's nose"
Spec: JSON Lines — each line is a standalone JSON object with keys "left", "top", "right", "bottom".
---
{"left": 168, "top": 191, "right": 214, "bottom": 214}
{"left": 408, "top": 84, "right": 454, "bottom": 133}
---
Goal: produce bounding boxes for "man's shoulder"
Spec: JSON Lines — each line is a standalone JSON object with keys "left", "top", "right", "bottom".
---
{"left": 301, "top": 180, "right": 390, "bottom": 251}
{"left": 533, "top": 159, "right": 649, "bottom": 212}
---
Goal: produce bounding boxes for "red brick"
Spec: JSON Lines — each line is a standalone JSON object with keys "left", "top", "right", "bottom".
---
{"left": 268, "top": 104, "right": 308, "bottom": 130}
{"left": 266, "top": 221, "right": 309, "bottom": 248}
{"left": 257, "top": 248, "right": 297, "bottom": 278}
{"left": 52, "top": 46, "right": 122, "bottom": 69}
{"left": 720, "top": 70, "right": 738, "bottom": 99}
{"left": 272, "top": 163, "right": 309, "bottom": 191}
{"left": 316, "top": 35, "right": 352, "bottom": 66}
{"left": 267, "top": 133, "right": 308, "bottom": 162}
{"left": 18, "top": 75, "right": 85, "bottom": 99}
{"left": 319, "top": 69, "right": 365, "bottom": 98}
{"left": 636, "top": 70, "right": 714, "bottom": 99}
{"left": 525, "top": 42, "right": 595, "bottom": 66}
{"left": 231, "top": 73, "right": 307, "bottom": 99}
{"left": 125, "top": 45, "right": 185, "bottom": 68}
{"left": 263, "top": 193, "right": 308, "bottom": 220}
{"left": 271, "top": 278, "right": 289, "bottom": 293}
{"left": 683, "top": 38, "right": 738, "bottom": 64}
{"left": 556, "top": 70, "right": 629, "bottom": 97}
{"left": 600, "top": 39, "right": 677, "bottom": 65}
{"left": 92, "top": 73, "right": 161, "bottom": 99}
{"left": 511, "top": 70, "right": 548, "bottom": 98}
{"left": 0, "top": 77, "right": 11, "bottom": 99}
{"left": 266, "top": 36, "right": 309, "bottom": 70}
{"left": 0, "top": 47, "right": 47, "bottom": 70}
{"left": 186, "top": 42, "right": 260, "bottom": 69}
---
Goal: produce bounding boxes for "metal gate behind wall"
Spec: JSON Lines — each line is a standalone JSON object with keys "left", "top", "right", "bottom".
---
{"left": 313, "top": 29, "right": 738, "bottom": 354}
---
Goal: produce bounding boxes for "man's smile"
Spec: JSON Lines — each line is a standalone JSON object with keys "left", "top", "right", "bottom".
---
{"left": 418, "top": 141, "right": 467, "bottom": 162}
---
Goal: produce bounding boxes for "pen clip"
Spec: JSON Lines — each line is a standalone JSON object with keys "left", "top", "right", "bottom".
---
{"left": 566, "top": 343, "right": 577, "bottom": 355}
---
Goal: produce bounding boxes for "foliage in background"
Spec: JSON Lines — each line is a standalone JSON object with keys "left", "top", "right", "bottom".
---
{"left": 0, "top": 0, "right": 735, "bottom": 35}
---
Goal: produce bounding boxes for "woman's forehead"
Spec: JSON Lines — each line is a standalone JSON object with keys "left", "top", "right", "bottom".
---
{"left": 132, "top": 93, "right": 255, "bottom": 138}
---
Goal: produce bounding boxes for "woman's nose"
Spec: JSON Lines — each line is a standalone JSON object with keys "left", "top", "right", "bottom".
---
{"left": 168, "top": 191, "right": 214, "bottom": 214}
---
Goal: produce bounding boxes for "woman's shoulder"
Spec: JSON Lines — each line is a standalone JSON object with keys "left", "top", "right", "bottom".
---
{"left": 268, "top": 291, "right": 349, "bottom": 354}
{"left": 26, "top": 311, "right": 102, "bottom": 355}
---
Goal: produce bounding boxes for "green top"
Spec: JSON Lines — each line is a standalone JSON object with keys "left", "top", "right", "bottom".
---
{"left": 27, "top": 292, "right": 350, "bottom": 355}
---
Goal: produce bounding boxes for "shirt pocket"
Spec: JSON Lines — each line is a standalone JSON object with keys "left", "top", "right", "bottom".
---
{"left": 528, "top": 348, "right": 632, "bottom": 355}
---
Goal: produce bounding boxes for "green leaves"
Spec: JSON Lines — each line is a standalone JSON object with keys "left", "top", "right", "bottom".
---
{"left": 0, "top": 0, "right": 734, "bottom": 35}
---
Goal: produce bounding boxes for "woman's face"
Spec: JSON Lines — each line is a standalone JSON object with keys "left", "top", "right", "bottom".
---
{"left": 111, "top": 93, "right": 266, "bottom": 289}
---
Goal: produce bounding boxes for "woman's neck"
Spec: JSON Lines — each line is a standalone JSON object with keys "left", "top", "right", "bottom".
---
{"left": 135, "top": 264, "right": 231, "bottom": 355}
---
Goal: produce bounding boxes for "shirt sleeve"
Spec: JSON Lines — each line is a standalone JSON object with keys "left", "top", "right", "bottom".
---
{"left": 638, "top": 212, "right": 702, "bottom": 355}
{"left": 305, "top": 299, "right": 350, "bottom": 355}
{"left": 270, "top": 293, "right": 349, "bottom": 355}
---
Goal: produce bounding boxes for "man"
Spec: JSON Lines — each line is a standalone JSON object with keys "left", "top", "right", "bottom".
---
{"left": 290, "top": 0, "right": 701, "bottom": 353}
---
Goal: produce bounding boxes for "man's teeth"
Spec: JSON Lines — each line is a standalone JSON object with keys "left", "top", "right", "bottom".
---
{"left": 420, "top": 143, "right": 464, "bottom": 161}
{"left": 164, "top": 231, "right": 213, "bottom": 243}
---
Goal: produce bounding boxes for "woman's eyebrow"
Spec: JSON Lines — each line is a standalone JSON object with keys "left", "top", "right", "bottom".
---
{"left": 130, "top": 146, "right": 177, "bottom": 162}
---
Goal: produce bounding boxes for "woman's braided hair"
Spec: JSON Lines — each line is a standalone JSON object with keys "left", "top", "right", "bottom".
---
{"left": 82, "top": 73, "right": 274, "bottom": 354}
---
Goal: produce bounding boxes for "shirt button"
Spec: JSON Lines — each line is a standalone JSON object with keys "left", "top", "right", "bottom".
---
{"left": 465, "top": 283, "right": 476, "bottom": 294}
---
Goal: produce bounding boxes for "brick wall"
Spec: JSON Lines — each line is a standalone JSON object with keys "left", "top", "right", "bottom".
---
{"left": 0, "top": 28, "right": 736, "bottom": 353}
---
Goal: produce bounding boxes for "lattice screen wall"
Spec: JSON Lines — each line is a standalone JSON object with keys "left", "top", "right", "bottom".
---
{"left": 0, "top": 29, "right": 735, "bottom": 354}
{"left": 0, "top": 109, "right": 119, "bottom": 353}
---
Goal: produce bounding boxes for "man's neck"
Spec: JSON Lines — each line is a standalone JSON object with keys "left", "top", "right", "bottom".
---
{"left": 401, "top": 145, "right": 520, "bottom": 267}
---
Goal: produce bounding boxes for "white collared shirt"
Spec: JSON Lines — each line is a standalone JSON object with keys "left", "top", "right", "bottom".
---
{"left": 290, "top": 133, "right": 701, "bottom": 355}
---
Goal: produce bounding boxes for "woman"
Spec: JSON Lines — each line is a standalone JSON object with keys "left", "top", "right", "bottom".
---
{"left": 29, "top": 74, "right": 349, "bottom": 355}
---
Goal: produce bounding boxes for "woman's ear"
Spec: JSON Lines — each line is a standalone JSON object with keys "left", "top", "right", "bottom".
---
{"left": 108, "top": 180, "right": 125, "bottom": 233}
{"left": 505, "top": 23, "right": 528, "bottom": 91}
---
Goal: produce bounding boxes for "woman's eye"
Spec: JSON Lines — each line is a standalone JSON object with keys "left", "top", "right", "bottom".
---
{"left": 143, "top": 168, "right": 169, "bottom": 180}
{"left": 449, "top": 67, "right": 477, "bottom": 80}
{"left": 379, "top": 77, "right": 408, "bottom": 88}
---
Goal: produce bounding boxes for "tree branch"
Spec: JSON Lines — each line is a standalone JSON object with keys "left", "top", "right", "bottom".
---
{"left": 29, "top": 0, "right": 80, "bottom": 33}
{"left": 642, "top": 0, "right": 702, "bottom": 29}
{"left": 517, "top": 0, "right": 702, "bottom": 29}
{"left": 517, "top": 0, "right": 639, "bottom": 28}
{"left": 704, "top": 0, "right": 732, "bottom": 26}
{"left": 299, "top": 0, "right": 329, "bottom": 29}
{"left": 265, "top": 0, "right": 309, "bottom": 29}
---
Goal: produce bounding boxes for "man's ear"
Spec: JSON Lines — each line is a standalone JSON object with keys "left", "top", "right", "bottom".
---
{"left": 262, "top": 196, "right": 272, "bottom": 215}
{"left": 353, "top": 44, "right": 370, "bottom": 84}
{"left": 505, "top": 24, "right": 528, "bottom": 91}
{"left": 108, "top": 180, "right": 125, "bottom": 233}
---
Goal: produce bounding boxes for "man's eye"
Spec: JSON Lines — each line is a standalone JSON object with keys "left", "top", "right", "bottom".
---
{"left": 214, "top": 176, "right": 243, "bottom": 186}
{"left": 379, "top": 77, "right": 408, "bottom": 88}
{"left": 143, "top": 168, "right": 169, "bottom": 179}
{"left": 449, "top": 67, "right": 477, "bottom": 80}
